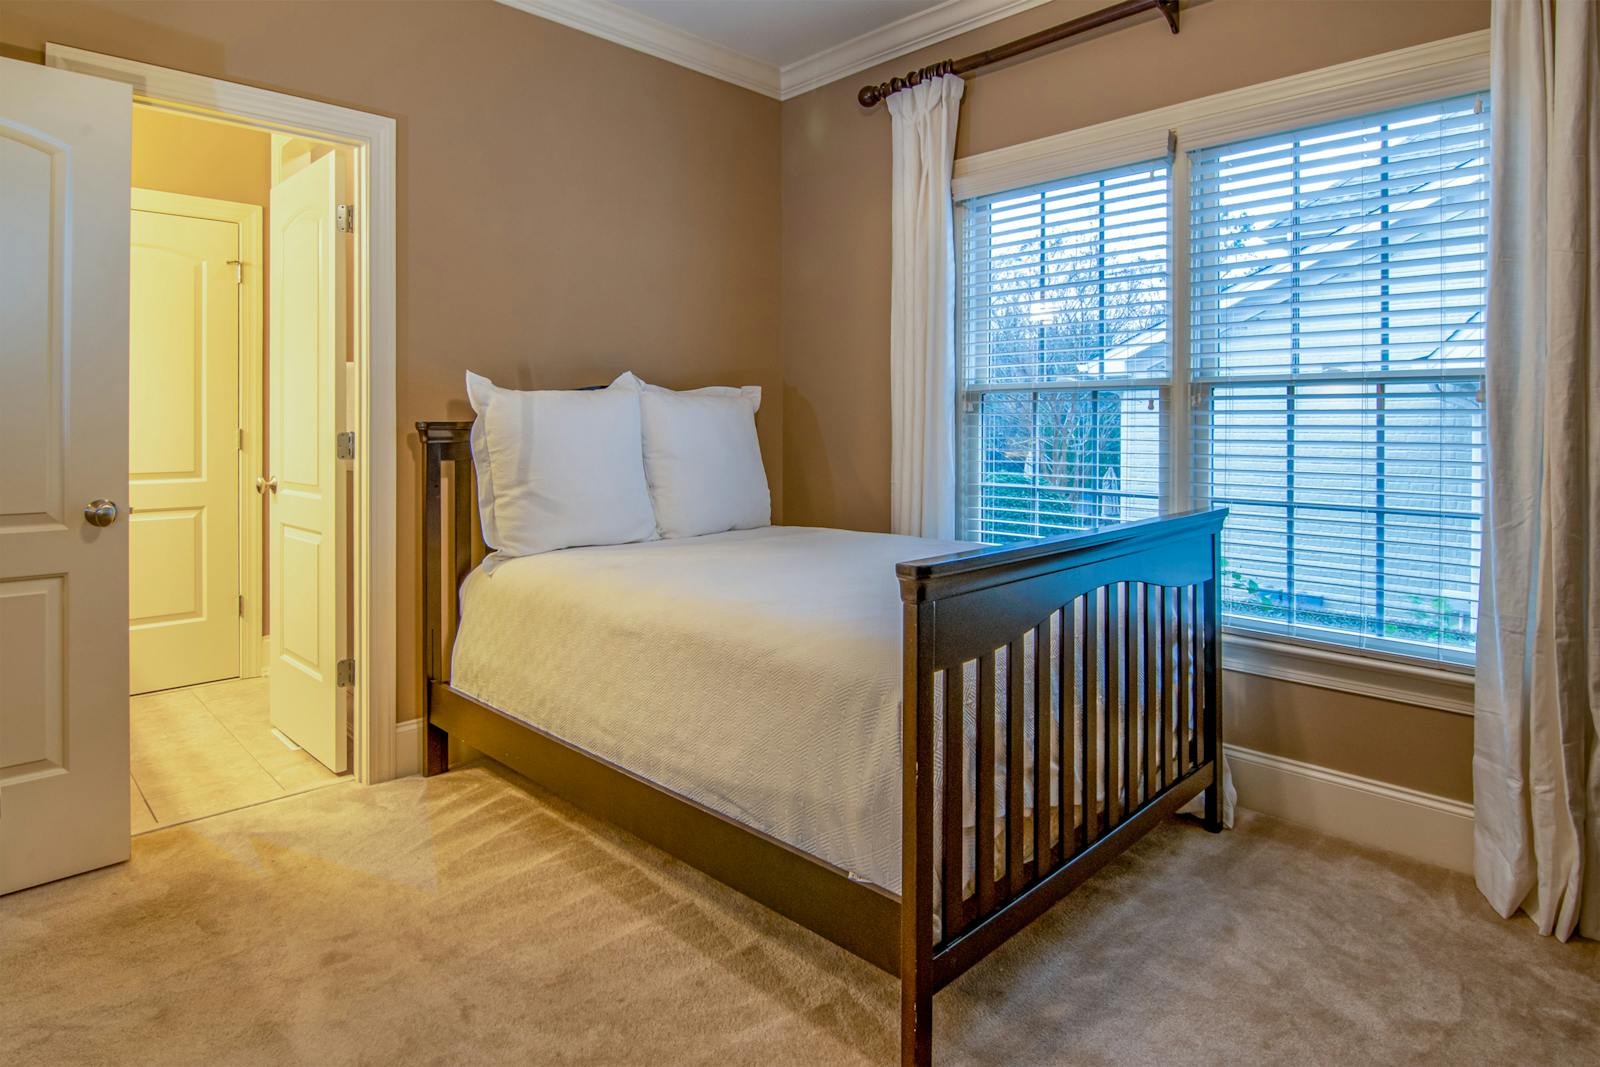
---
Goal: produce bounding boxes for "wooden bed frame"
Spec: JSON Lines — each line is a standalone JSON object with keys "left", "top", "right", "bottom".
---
{"left": 418, "top": 419, "right": 1226, "bottom": 1065}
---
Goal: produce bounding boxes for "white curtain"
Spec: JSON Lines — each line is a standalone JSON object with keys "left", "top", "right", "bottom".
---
{"left": 1474, "top": 0, "right": 1599, "bottom": 942}
{"left": 888, "top": 74, "right": 964, "bottom": 540}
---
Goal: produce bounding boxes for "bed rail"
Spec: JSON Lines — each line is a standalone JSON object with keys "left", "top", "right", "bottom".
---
{"left": 896, "top": 508, "right": 1226, "bottom": 1065}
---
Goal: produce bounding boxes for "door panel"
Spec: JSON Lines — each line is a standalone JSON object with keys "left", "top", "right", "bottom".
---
{"left": 128, "top": 207, "right": 241, "bottom": 693}
{"left": 0, "top": 58, "right": 132, "bottom": 895}
{"left": 267, "top": 152, "right": 347, "bottom": 773}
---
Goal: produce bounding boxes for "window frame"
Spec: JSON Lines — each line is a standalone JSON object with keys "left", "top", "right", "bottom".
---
{"left": 952, "top": 30, "right": 1488, "bottom": 707}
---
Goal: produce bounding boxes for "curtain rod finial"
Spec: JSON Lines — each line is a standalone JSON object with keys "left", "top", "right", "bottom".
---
{"left": 859, "top": 85, "right": 883, "bottom": 107}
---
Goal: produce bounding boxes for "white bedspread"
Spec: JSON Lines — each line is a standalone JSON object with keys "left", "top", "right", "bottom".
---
{"left": 450, "top": 525, "right": 972, "bottom": 894}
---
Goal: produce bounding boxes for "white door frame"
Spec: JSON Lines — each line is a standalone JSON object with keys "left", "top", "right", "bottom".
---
{"left": 49, "top": 44, "right": 399, "bottom": 785}
{"left": 130, "top": 187, "right": 265, "bottom": 681}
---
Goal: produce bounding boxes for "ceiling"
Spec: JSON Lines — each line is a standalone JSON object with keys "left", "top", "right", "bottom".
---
{"left": 607, "top": 0, "right": 947, "bottom": 68}
{"left": 497, "top": 0, "right": 1056, "bottom": 99}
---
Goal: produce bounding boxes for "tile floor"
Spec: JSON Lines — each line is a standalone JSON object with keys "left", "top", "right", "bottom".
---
{"left": 129, "top": 676, "right": 344, "bottom": 832}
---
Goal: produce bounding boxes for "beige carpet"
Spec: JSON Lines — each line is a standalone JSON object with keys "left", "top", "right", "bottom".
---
{"left": 3, "top": 763, "right": 1596, "bottom": 1066}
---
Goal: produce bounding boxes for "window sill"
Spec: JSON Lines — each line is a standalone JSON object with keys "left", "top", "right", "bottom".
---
{"left": 1221, "top": 630, "right": 1475, "bottom": 716}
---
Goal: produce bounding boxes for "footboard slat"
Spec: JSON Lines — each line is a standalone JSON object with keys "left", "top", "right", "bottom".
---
{"left": 899, "top": 509, "right": 1227, "bottom": 1067}
{"left": 1083, "top": 590, "right": 1102, "bottom": 846}
{"left": 1059, "top": 600, "right": 1078, "bottom": 862}
{"left": 1005, "top": 636, "right": 1026, "bottom": 900}
{"left": 1177, "top": 590, "right": 1192, "bottom": 776}
{"left": 1161, "top": 587, "right": 1176, "bottom": 787}
{"left": 975, "top": 651, "right": 998, "bottom": 918}
{"left": 1145, "top": 586, "right": 1161, "bottom": 797}
{"left": 1128, "top": 585, "right": 1142, "bottom": 810}
{"left": 1032, "top": 620, "right": 1053, "bottom": 881}
{"left": 1191, "top": 589, "right": 1205, "bottom": 768}
{"left": 1106, "top": 583, "right": 1124, "bottom": 828}
{"left": 1126, "top": 584, "right": 1142, "bottom": 808}
{"left": 942, "top": 664, "right": 966, "bottom": 941}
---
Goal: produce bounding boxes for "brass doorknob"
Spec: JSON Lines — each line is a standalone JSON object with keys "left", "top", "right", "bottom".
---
{"left": 83, "top": 499, "right": 119, "bottom": 527}
{"left": 255, "top": 476, "right": 279, "bottom": 494}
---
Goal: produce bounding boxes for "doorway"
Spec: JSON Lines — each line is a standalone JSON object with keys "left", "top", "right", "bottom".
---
{"left": 126, "top": 106, "right": 355, "bottom": 830}
{"left": 1, "top": 47, "right": 396, "bottom": 897}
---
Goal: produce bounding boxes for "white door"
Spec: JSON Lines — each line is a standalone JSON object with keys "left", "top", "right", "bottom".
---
{"left": 0, "top": 59, "right": 132, "bottom": 894}
{"left": 267, "top": 152, "right": 348, "bottom": 772}
{"left": 128, "top": 200, "right": 241, "bottom": 694}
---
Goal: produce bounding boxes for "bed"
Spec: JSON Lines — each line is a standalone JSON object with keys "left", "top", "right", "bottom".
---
{"left": 418, "top": 419, "right": 1226, "bottom": 1065}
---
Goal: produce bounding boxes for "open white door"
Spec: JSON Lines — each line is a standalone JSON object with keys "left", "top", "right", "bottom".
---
{"left": 0, "top": 59, "right": 132, "bottom": 894}
{"left": 128, "top": 199, "right": 242, "bottom": 694}
{"left": 267, "top": 152, "right": 348, "bottom": 772}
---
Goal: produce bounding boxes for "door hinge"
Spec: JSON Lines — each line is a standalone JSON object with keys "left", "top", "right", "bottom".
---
{"left": 239, "top": 594, "right": 245, "bottom": 617}
{"left": 336, "top": 430, "right": 356, "bottom": 460}
{"left": 238, "top": 427, "right": 246, "bottom": 452}
{"left": 337, "top": 658, "right": 356, "bottom": 688}
{"left": 336, "top": 203, "right": 355, "bottom": 234}
{"left": 226, "top": 258, "right": 242, "bottom": 284}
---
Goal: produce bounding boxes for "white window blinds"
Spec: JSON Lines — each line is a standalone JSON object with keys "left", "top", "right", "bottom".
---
{"left": 958, "top": 160, "right": 1170, "bottom": 543}
{"left": 957, "top": 86, "right": 1491, "bottom": 666}
{"left": 1189, "top": 93, "right": 1489, "bottom": 663}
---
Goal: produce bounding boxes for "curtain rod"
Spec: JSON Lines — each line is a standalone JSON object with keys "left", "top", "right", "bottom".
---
{"left": 857, "top": 0, "right": 1180, "bottom": 108}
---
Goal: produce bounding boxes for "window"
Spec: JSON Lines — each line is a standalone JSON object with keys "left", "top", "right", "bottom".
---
{"left": 958, "top": 160, "right": 1170, "bottom": 542}
{"left": 958, "top": 92, "right": 1490, "bottom": 667}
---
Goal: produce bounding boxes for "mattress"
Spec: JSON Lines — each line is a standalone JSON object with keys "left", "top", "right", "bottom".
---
{"left": 450, "top": 525, "right": 996, "bottom": 895}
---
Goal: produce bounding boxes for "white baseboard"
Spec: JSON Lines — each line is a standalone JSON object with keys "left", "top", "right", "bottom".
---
{"left": 385, "top": 727, "right": 1471, "bottom": 869}
{"left": 1224, "top": 744, "right": 1474, "bottom": 873}
{"left": 394, "top": 718, "right": 420, "bottom": 778}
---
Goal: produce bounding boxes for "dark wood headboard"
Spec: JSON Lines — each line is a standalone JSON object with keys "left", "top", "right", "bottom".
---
{"left": 416, "top": 420, "right": 481, "bottom": 722}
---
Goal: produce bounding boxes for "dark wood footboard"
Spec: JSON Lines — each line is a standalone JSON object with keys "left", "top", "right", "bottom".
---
{"left": 896, "top": 510, "right": 1225, "bottom": 1065}
{"left": 416, "top": 419, "right": 1225, "bottom": 1067}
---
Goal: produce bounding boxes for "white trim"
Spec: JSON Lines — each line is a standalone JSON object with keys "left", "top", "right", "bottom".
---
{"left": 496, "top": 0, "right": 782, "bottom": 99}
{"left": 129, "top": 187, "right": 266, "bottom": 682}
{"left": 1224, "top": 633, "right": 1475, "bottom": 716}
{"left": 394, "top": 718, "right": 420, "bottom": 778}
{"left": 49, "top": 44, "right": 400, "bottom": 786}
{"left": 953, "top": 30, "right": 1490, "bottom": 200}
{"left": 1225, "top": 744, "right": 1474, "bottom": 873}
{"left": 494, "top": 0, "right": 1068, "bottom": 101}
{"left": 780, "top": 0, "right": 1058, "bottom": 100}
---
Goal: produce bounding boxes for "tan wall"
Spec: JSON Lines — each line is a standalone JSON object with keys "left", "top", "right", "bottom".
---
{"left": 133, "top": 107, "right": 271, "bottom": 206}
{"left": 1226, "top": 673, "right": 1473, "bottom": 801}
{"left": 0, "top": 0, "right": 783, "bottom": 727}
{"left": 779, "top": 0, "right": 1488, "bottom": 801}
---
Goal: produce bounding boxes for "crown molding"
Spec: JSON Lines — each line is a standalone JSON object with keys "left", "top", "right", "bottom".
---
{"left": 496, "top": 0, "right": 1058, "bottom": 101}
{"left": 780, "top": 0, "right": 1057, "bottom": 100}
{"left": 496, "top": 0, "right": 783, "bottom": 99}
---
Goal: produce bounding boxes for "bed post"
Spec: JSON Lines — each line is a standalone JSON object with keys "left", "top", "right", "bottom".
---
{"left": 420, "top": 421, "right": 443, "bottom": 775}
{"left": 417, "top": 419, "right": 476, "bottom": 777}
{"left": 900, "top": 596, "right": 937, "bottom": 1067}
{"left": 1202, "top": 527, "right": 1224, "bottom": 832}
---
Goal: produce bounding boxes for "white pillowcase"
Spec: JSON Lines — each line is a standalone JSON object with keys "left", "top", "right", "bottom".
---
{"left": 615, "top": 372, "right": 770, "bottom": 539}
{"left": 465, "top": 372, "right": 657, "bottom": 556}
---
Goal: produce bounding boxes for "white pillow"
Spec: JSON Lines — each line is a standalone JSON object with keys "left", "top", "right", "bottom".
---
{"left": 611, "top": 370, "right": 761, "bottom": 408}
{"left": 622, "top": 373, "right": 770, "bottom": 539}
{"left": 465, "top": 372, "right": 657, "bottom": 556}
